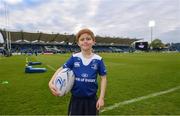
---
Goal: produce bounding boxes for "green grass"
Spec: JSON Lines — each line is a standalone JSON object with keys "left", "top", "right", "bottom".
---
{"left": 0, "top": 53, "right": 180, "bottom": 115}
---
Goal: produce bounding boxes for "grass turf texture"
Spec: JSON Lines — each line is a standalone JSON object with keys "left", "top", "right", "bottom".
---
{"left": 0, "top": 53, "right": 180, "bottom": 115}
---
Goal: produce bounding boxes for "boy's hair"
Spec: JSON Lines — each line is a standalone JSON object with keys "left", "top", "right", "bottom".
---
{"left": 76, "top": 28, "right": 95, "bottom": 42}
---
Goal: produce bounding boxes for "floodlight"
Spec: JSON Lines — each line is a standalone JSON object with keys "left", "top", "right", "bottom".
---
{"left": 148, "top": 20, "right": 155, "bottom": 27}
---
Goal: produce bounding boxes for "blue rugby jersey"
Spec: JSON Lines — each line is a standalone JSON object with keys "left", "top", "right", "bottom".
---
{"left": 63, "top": 52, "right": 107, "bottom": 97}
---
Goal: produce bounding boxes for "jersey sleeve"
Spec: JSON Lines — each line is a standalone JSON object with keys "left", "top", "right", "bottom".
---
{"left": 63, "top": 56, "right": 74, "bottom": 69}
{"left": 98, "top": 59, "right": 107, "bottom": 76}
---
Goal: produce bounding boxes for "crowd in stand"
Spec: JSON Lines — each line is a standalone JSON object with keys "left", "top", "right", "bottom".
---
{"left": 1, "top": 43, "right": 180, "bottom": 56}
{"left": 8, "top": 43, "right": 131, "bottom": 55}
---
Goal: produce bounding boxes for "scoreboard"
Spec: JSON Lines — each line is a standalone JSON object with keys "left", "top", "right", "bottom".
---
{"left": 135, "top": 42, "right": 148, "bottom": 51}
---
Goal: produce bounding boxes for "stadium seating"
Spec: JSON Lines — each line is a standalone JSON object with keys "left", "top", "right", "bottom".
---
{"left": 9, "top": 43, "right": 133, "bottom": 54}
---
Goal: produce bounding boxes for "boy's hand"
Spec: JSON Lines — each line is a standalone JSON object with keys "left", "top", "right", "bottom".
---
{"left": 96, "top": 98, "right": 104, "bottom": 110}
{"left": 48, "top": 81, "right": 60, "bottom": 96}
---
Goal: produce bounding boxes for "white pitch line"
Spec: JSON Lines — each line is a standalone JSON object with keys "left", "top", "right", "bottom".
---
{"left": 32, "top": 56, "right": 57, "bottom": 71}
{"left": 32, "top": 57, "right": 57, "bottom": 71}
{"left": 101, "top": 85, "right": 180, "bottom": 113}
{"left": 46, "top": 64, "right": 56, "bottom": 71}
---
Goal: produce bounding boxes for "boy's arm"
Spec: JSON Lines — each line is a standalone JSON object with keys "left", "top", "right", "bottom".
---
{"left": 96, "top": 75, "right": 107, "bottom": 110}
{"left": 99, "top": 75, "right": 107, "bottom": 99}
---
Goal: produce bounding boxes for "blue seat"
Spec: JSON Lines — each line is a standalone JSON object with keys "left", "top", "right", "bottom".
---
{"left": 25, "top": 66, "right": 47, "bottom": 73}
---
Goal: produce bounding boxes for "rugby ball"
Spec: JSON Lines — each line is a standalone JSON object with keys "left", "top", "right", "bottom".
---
{"left": 53, "top": 68, "right": 75, "bottom": 96}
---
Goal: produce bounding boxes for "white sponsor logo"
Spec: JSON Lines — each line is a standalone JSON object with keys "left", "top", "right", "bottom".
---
{"left": 75, "top": 77, "right": 95, "bottom": 83}
{"left": 74, "top": 62, "right": 80, "bottom": 67}
{"left": 81, "top": 73, "right": 88, "bottom": 78}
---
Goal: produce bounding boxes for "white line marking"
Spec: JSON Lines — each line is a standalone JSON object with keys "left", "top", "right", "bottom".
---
{"left": 26, "top": 57, "right": 28, "bottom": 63}
{"left": 46, "top": 64, "right": 56, "bottom": 71}
{"left": 101, "top": 85, "right": 180, "bottom": 113}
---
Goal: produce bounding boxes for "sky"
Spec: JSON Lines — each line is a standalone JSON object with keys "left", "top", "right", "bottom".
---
{"left": 0, "top": 0, "right": 179, "bottom": 43}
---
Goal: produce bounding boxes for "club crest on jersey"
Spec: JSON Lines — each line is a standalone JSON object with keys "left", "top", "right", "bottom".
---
{"left": 74, "top": 62, "right": 80, "bottom": 67}
{"left": 91, "top": 64, "right": 98, "bottom": 70}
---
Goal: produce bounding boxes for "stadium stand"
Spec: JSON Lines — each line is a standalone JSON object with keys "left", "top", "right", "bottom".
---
{"left": 1, "top": 29, "right": 179, "bottom": 56}
{"left": 0, "top": 29, "right": 144, "bottom": 55}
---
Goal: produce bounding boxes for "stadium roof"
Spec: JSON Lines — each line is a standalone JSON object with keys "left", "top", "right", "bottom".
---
{"left": 0, "top": 29, "right": 139, "bottom": 45}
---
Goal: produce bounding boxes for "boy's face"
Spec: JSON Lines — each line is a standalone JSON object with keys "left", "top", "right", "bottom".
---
{"left": 78, "top": 33, "right": 95, "bottom": 51}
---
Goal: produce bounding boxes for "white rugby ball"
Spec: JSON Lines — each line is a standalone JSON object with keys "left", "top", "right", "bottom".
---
{"left": 53, "top": 68, "right": 75, "bottom": 96}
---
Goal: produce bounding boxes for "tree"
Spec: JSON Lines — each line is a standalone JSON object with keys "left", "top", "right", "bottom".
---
{"left": 150, "top": 39, "right": 164, "bottom": 50}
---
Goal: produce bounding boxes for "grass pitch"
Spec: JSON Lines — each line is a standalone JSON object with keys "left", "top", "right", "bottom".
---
{"left": 0, "top": 53, "right": 180, "bottom": 115}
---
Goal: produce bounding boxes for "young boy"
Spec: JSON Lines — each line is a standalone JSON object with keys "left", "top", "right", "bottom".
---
{"left": 49, "top": 28, "right": 107, "bottom": 115}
